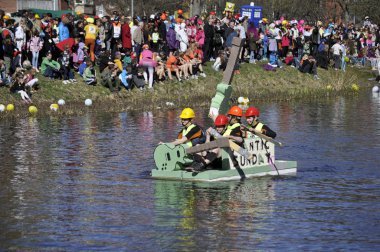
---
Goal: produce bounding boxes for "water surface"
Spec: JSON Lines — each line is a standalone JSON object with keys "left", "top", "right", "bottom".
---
{"left": 1, "top": 92, "right": 380, "bottom": 251}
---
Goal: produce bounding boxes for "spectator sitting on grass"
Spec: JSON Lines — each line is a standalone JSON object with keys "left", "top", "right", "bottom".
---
{"left": 299, "top": 55, "right": 319, "bottom": 79}
{"left": 114, "top": 51, "right": 123, "bottom": 71}
{"left": 83, "top": 59, "right": 97, "bottom": 85}
{"left": 155, "top": 52, "right": 166, "bottom": 83}
{"left": 101, "top": 61, "right": 120, "bottom": 92}
{"left": 24, "top": 67, "right": 40, "bottom": 92}
{"left": 10, "top": 70, "right": 32, "bottom": 103}
{"left": 119, "top": 65, "right": 133, "bottom": 90}
{"left": 131, "top": 64, "right": 146, "bottom": 90}
{"left": 212, "top": 50, "right": 226, "bottom": 71}
{"left": 122, "top": 50, "right": 132, "bottom": 68}
{"left": 283, "top": 51, "right": 295, "bottom": 66}
{"left": 41, "top": 51, "right": 61, "bottom": 79}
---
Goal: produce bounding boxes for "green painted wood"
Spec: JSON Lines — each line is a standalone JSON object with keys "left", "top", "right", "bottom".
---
{"left": 151, "top": 160, "right": 297, "bottom": 181}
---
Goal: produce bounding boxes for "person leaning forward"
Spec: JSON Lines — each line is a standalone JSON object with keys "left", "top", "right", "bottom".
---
{"left": 187, "top": 106, "right": 244, "bottom": 172}
{"left": 159, "top": 108, "right": 205, "bottom": 147}
{"left": 243, "top": 106, "right": 277, "bottom": 138}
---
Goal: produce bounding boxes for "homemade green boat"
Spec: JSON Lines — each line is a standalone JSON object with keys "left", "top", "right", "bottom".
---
{"left": 152, "top": 137, "right": 297, "bottom": 182}
{"left": 152, "top": 37, "right": 297, "bottom": 181}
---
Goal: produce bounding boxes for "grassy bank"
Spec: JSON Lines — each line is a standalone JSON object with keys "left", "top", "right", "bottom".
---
{"left": 0, "top": 62, "right": 377, "bottom": 118}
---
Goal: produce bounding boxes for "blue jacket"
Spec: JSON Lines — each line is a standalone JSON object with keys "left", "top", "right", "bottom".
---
{"left": 119, "top": 69, "right": 131, "bottom": 89}
{"left": 59, "top": 22, "right": 70, "bottom": 42}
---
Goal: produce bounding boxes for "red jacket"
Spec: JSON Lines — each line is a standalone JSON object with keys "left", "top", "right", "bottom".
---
{"left": 121, "top": 23, "right": 132, "bottom": 49}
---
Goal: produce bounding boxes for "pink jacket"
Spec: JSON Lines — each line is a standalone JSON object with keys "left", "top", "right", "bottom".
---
{"left": 28, "top": 36, "right": 43, "bottom": 52}
{"left": 140, "top": 49, "right": 157, "bottom": 67}
{"left": 196, "top": 30, "right": 205, "bottom": 47}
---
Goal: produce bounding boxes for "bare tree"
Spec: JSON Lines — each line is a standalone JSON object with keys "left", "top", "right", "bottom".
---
{"left": 96, "top": 0, "right": 379, "bottom": 24}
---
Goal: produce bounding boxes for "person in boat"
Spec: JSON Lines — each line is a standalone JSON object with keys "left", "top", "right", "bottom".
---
{"left": 188, "top": 106, "right": 244, "bottom": 172}
{"left": 243, "top": 106, "right": 277, "bottom": 138}
{"left": 160, "top": 107, "right": 205, "bottom": 147}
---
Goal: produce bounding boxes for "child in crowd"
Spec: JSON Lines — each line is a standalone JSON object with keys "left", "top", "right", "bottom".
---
{"left": 213, "top": 50, "right": 226, "bottom": 71}
{"left": 0, "top": 60, "right": 10, "bottom": 87}
{"left": 284, "top": 52, "right": 295, "bottom": 66}
{"left": 122, "top": 50, "right": 132, "bottom": 68}
{"left": 155, "top": 52, "right": 166, "bottom": 82}
{"left": 131, "top": 64, "right": 146, "bottom": 90}
{"left": 119, "top": 65, "right": 133, "bottom": 90}
{"left": 10, "top": 70, "right": 32, "bottom": 103}
{"left": 59, "top": 44, "right": 76, "bottom": 84}
{"left": 83, "top": 59, "right": 97, "bottom": 85}
{"left": 27, "top": 30, "right": 44, "bottom": 71}
{"left": 73, "top": 42, "right": 86, "bottom": 70}
{"left": 178, "top": 52, "right": 192, "bottom": 80}
{"left": 166, "top": 51, "right": 181, "bottom": 81}
{"left": 114, "top": 51, "right": 123, "bottom": 71}
{"left": 24, "top": 67, "right": 39, "bottom": 91}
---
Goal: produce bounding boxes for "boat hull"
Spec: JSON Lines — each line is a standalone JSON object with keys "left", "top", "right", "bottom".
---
{"left": 151, "top": 160, "right": 297, "bottom": 182}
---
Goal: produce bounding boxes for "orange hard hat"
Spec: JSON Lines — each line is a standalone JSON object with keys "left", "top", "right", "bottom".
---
{"left": 177, "top": 9, "right": 183, "bottom": 15}
{"left": 245, "top": 107, "right": 260, "bottom": 117}
{"left": 160, "top": 14, "right": 167, "bottom": 20}
{"left": 227, "top": 106, "right": 243, "bottom": 117}
{"left": 214, "top": 115, "right": 229, "bottom": 126}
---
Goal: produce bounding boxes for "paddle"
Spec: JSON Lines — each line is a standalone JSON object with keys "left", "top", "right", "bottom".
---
{"left": 240, "top": 124, "right": 284, "bottom": 147}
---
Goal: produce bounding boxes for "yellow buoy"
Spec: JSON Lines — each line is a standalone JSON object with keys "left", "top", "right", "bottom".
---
{"left": 28, "top": 105, "right": 38, "bottom": 114}
{"left": 6, "top": 104, "right": 14, "bottom": 111}
{"left": 50, "top": 103, "right": 59, "bottom": 111}
{"left": 351, "top": 84, "right": 359, "bottom": 92}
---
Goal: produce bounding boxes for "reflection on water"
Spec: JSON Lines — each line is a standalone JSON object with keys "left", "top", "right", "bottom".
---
{"left": 1, "top": 91, "right": 380, "bottom": 250}
{"left": 153, "top": 179, "right": 277, "bottom": 251}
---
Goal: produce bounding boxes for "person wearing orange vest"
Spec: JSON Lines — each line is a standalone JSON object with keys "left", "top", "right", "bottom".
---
{"left": 84, "top": 17, "right": 99, "bottom": 62}
{"left": 111, "top": 16, "right": 122, "bottom": 57}
{"left": 243, "top": 107, "right": 277, "bottom": 138}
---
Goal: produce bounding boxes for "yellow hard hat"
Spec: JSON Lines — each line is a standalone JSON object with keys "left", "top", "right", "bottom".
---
{"left": 179, "top": 108, "right": 195, "bottom": 119}
{"left": 262, "top": 18, "right": 268, "bottom": 23}
{"left": 3, "top": 15, "right": 11, "bottom": 20}
{"left": 282, "top": 20, "right": 288, "bottom": 25}
{"left": 34, "top": 14, "right": 40, "bottom": 19}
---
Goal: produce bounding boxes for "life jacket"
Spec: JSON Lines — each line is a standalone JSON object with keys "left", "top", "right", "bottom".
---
{"left": 254, "top": 122, "right": 264, "bottom": 132}
{"left": 223, "top": 123, "right": 240, "bottom": 137}
{"left": 113, "top": 23, "right": 121, "bottom": 38}
{"left": 177, "top": 123, "right": 204, "bottom": 147}
{"left": 152, "top": 32, "right": 159, "bottom": 43}
{"left": 246, "top": 122, "right": 264, "bottom": 138}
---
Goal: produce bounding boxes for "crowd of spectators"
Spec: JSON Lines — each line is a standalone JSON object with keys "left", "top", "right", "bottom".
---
{"left": 1, "top": 8, "right": 380, "bottom": 102}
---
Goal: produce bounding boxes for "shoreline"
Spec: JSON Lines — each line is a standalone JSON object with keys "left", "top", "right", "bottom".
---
{"left": 0, "top": 63, "right": 376, "bottom": 118}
